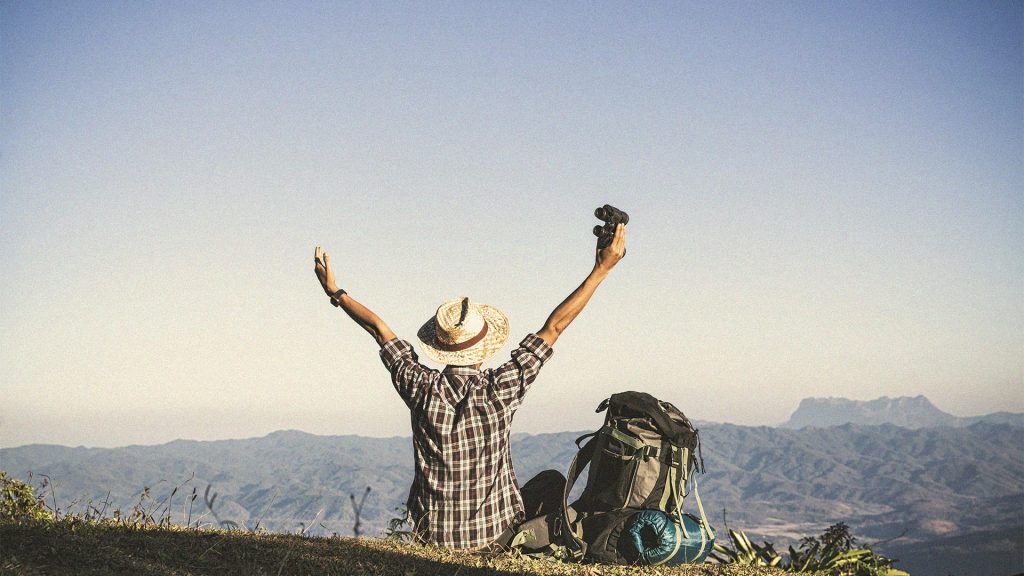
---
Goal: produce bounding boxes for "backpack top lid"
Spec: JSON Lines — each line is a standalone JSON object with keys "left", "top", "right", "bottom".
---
{"left": 599, "top": 391, "right": 698, "bottom": 449}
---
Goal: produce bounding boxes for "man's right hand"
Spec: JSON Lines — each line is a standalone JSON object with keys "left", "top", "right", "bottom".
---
{"left": 314, "top": 245, "right": 339, "bottom": 296}
{"left": 595, "top": 223, "right": 626, "bottom": 273}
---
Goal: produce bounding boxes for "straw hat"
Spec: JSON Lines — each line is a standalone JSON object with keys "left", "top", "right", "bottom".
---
{"left": 417, "top": 297, "right": 510, "bottom": 366}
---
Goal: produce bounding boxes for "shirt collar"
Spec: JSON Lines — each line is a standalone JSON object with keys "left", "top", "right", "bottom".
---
{"left": 443, "top": 365, "right": 481, "bottom": 376}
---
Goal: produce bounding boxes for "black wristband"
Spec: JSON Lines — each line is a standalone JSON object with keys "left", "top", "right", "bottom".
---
{"left": 330, "top": 289, "right": 347, "bottom": 307}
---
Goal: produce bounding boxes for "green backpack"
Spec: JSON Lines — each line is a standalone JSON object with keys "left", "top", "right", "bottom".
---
{"left": 505, "top": 391, "right": 715, "bottom": 565}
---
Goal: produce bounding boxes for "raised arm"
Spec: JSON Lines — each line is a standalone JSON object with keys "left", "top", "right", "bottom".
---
{"left": 537, "top": 223, "right": 626, "bottom": 347}
{"left": 314, "top": 246, "right": 396, "bottom": 347}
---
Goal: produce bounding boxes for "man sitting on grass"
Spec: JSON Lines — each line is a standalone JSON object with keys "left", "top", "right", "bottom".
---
{"left": 312, "top": 223, "right": 625, "bottom": 549}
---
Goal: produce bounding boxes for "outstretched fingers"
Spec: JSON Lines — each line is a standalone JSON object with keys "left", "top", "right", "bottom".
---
{"left": 315, "top": 246, "right": 332, "bottom": 270}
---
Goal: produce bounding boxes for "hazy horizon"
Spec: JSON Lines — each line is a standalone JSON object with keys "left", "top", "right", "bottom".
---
{"left": 3, "top": 2, "right": 1021, "bottom": 449}
{"left": 0, "top": 392, "right": 1016, "bottom": 450}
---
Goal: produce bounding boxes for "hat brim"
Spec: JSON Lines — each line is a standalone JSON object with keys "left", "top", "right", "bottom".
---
{"left": 417, "top": 303, "right": 510, "bottom": 366}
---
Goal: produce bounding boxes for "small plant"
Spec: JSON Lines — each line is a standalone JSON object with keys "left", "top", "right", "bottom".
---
{"left": 185, "top": 486, "right": 199, "bottom": 527}
{"left": 0, "top": 471, "right": 53, "bottom": 522}
{"left": 787, "top": 523, "right": 906, "bottom": 576}
{"left": 384, "top": 506, "right": 416, "bottom": 543}
{"left": 199, "top": 483, "right": 241, "bottom": 529}
{"left": 710, "top": 527, "right": 783, "bottom": 566}
{"left": 711, "top": 522, "right": 907, "bottom": 575}
{"left": 350, "top": 486, "right": 371, "bottom": 537}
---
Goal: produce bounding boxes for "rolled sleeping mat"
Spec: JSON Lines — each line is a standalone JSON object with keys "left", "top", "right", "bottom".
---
{"left": 625, "top": 510, "right": 715, "bottom": 565}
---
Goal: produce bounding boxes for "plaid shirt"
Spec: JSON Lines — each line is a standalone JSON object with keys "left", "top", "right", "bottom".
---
{"left": 379, "top": 333, "right": 553, "bottom": 549}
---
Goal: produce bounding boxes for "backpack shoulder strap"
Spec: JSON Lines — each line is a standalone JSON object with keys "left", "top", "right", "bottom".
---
{"left": 558, "top": 432, "right": 598, "bottom": 559}
{"left": 565, "top": 431, "right": 598, "bottom": 502}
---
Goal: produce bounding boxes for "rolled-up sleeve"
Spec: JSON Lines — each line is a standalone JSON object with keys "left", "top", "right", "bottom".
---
{"left": 380, "top": 338, "right": 437, "bottom": 408}
{"left": 489, "top": 333, "right": 553, "bottom": 411}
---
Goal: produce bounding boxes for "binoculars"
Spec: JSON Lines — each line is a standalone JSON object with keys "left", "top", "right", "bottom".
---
{"left": 593, "top": 204, "right": 629, "bottom": 249}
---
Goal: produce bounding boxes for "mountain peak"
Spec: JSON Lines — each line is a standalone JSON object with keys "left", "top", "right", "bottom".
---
{"left": 783, "top": 395, "right": 959, "bottom": 429}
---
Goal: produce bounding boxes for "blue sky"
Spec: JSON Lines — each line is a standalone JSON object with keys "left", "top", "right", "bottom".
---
{"left": 1, "top": 1, "right": 1021, "bottom": 447}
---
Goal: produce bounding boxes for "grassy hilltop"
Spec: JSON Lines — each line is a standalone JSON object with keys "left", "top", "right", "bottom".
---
{"left": 0, "top": 519, "right": 799, "bottom": 576}
{"left": 1, "top": 471, "right": 909, "bottom": 576}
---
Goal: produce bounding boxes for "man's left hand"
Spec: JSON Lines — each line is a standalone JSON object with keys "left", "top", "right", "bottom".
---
{"left": 595, "top": 223, "right": 626, "bottom": 273}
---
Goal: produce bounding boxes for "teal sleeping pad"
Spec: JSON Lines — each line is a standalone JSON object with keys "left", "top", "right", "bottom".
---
{"left": 625, "top": 510, "right": 715, "bottom": 565}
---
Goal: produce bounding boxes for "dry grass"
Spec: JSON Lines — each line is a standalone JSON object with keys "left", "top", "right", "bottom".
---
{"left": 0, "top": 518, "right": 806, "bottom": 576}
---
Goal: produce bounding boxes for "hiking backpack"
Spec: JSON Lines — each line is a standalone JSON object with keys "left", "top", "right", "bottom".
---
{"left": 506, "top": 391, "right": 715, "bottom": 565}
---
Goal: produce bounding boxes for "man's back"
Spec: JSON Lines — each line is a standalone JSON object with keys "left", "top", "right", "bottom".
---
{"left": 380, "top": 334, "right": 552, "bottom": 548}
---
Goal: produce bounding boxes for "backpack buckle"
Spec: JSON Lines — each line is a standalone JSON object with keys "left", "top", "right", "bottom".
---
{"left": 638, "top": 445, "right": 659, "bottom": 461}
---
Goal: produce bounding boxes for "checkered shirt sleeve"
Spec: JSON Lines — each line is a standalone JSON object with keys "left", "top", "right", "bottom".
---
{"left": 379, "top": 338, "right": 436, "bottom": 409}
{"left": 484, "top": 333, "right": 552, "bottom": 412}
{"left": 378, "top": 333, "right": 553, "bottom": 549}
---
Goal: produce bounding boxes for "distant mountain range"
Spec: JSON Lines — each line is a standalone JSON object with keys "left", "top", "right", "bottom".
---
{"left": 781, "top": 395, "right": 1024, "bottom": 429}
{"left": 1, "top": 396, "right": 1022, "bottom": 576}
